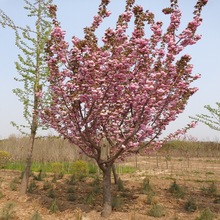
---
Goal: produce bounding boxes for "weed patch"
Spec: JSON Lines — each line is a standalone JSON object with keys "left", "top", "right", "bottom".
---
{"left": 49, "top": 199, "right": 59, "bottom": 213}
{"left": 201, "top": 182, "right": 218, "bottom": 196}
{"left": 28, "top": 180, "right": 37, "bottom": 193}
{"left": 141, "top": 177, "right": 154, "bottom": 195}
{"left": 184, "top": 197, "right": 197, "bottom": 212}
{"left": 148, "top": 204, "right": 165, "bottom": 218}
{"left": 196, "top": 207, "right": 214, "bottom": 220}
{"left": 169, "top": 181, "right": 185, "bottom": 199}
{"left": 30, "top": 211, "right": 43, "bottom": 220}
{"left": 112, "top": 196, "right": 123, "bottom": 210}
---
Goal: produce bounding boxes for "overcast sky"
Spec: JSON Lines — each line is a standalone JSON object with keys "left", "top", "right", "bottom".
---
{"left": 0, "top": 0, "right": 219, "bottom": 141}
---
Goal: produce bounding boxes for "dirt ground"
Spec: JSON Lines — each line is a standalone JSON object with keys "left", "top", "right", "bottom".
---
{"left": 0, "top": 156, "right": 220, "bottom": 220}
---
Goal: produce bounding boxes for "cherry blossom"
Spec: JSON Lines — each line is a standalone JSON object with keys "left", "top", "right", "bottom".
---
{"left": 39, "top": 0, "right": 208, "bottom": 216}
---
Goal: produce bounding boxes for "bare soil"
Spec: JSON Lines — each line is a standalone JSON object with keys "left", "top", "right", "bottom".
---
{"left": 0, "top": 156, "right": 220, "bottom": 220}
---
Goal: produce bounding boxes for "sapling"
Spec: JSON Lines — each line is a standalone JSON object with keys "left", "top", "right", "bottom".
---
{"left": 0, "top": 0, "right": 53, "bottom": 194}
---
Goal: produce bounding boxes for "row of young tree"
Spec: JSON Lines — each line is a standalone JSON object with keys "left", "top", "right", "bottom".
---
{"left": 1, "top": 0, "right": 217, "bottom": 217}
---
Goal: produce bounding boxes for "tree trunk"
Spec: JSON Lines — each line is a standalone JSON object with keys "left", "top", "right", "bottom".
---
{"left": 101, "top": 165, "right": 112, "bottom": 217}
{"left": 20, "top": 134, "right": 36, "bottom": 194}
{"left": 20, "top": 101, "right": 37, "bottom": 194}
{"left": 112, "top": 164, "right": 118, "bottom": 184}
{"left": 20, "top": 155, "right": 31, "bottom": 194}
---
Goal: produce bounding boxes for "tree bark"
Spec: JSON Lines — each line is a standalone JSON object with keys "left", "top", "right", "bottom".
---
{"left": 112, "top": 164, "right": 118, "bottom": 184}
{"left": 20, "top": 134, "right": 35, "bottom": 194}
{"left": 20, "top": 158, "right": 31, "bottom": 194}
{"left": 101, "top": 165, "right": 112, "bottom": 217}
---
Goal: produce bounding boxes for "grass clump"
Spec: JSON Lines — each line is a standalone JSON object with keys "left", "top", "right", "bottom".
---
{"left": 49, "top": 199, "right": 59, "bottom": 213}
{"left": 91, "top": 176, "right": 100, "bottom": 186}
{"left": 112, "top": 196, "right": 123, "bottom": 210}
{"left": 52, "top": 172, "right": 64, "bottom": 182}
{"left": 141, "top": 177, "right": 154, "bottom": 195}
{"left": 0, "top": 190, "right": 4, "bottom": 199}
{"left": 67, "top": 174, "right": 77, "bottom": 185}
{"left": 11, "top": 177, "right": 19, "bottom": 184}
{"left": 67, "top": 187, "right": 74, "bottom": 193}
{"left": 33, "top": 169, "right": 46, "bottom": 181}
{"left": 85, "top": 191, "right": 96, "bottom": 205}
{"left": 91, "top": 176, "right": 101, "bottom": 194}
{"left": 148, "top": 204, "right": 165, "bottom": 218}
{"left": 196, "top": 207, "right": 214, "bottom": 220}
{"left": 146, "top": 190, "right": 156, "bottom": 205}
{"left": 213, "top": 195, "right": 220, "bottom": 204}
{"left": 67, "top": 193, "right": 76, "bottom": 202}
{"left": 184, "top": 197, "right": 197, "bottom": 212}
{"left": 27, "top": 180, "right": 37, "bottom": 193}
{"left": 43, "top": 181, "right": 52, "bottom": 190}
{"left": 85, "top": 177, "right": 101, "bottom": 205}
{"left": 9, "top": 177, "right": 19, "bottom": 191}
{"left": 141, "top": 177, "right": 156, "bottom": 205}
{"left": 169, "top": 181, "right": 185, "bottom": 199}
{"left": 48, "top": 188, "right": 55, "bottom": 198}
{"left": 117, "top": 178, "right": 125, "bottom": 192}
{"left": 201, "top": 182, "right": 218, "bottom": 196}
{"left": 0, "top": 202, "right": 16, "bottom": 220}
{"left": 9, "top": 182, "right": 17, "bottom": 191}
{"left": 30, "top": 211, "right": 43, "bottom": 220}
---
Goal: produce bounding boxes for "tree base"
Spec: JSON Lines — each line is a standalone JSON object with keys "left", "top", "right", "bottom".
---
{"left": 101, "top": 203, "right": 112, "bottom": 217}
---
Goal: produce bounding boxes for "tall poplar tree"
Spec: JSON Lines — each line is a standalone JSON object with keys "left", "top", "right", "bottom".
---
{"left": 0, "top": 0, "right": 53, "bottom": 194}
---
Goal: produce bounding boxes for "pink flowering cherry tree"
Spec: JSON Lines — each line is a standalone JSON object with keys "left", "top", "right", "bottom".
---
{"left": 39, "top": 0, "right": 208, "bottom": 217}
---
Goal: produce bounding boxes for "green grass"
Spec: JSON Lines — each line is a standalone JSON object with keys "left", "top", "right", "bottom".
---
{"left": 115, "top": 164, "right": 137, "bottom": 174}
{"left": 3, "top": 161, "right": 136, "bottom": 176}
{"left": 4, "top": 162, "right": 26, "bottom": 171}
{"left": 3, "top": 161, "right": 88, "bottom": 174}
{"left": 206, "top": 171, "right": 214, "bottom": 175}
{"left": 4, "top": 161, "right": 50, "bottom": 172}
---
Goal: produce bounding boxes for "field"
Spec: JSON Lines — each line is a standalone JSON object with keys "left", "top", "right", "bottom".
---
{"left": 0, "top": 137, "right": 219, "bottom": 219}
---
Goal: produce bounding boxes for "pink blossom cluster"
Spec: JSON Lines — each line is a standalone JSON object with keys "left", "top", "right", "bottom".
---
{"left": 49, "top": 27, "right": 68, "bottom": 64}
{"left": 40, "top": 0, "right": 208, "bottom": 161}
{"left": 165, "top": 121, "right": 198, "bottom": 141}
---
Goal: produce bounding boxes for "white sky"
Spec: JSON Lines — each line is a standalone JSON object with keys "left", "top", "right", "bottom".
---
{"left": 0, "top": 0, "right": 219, "bottom": 141}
